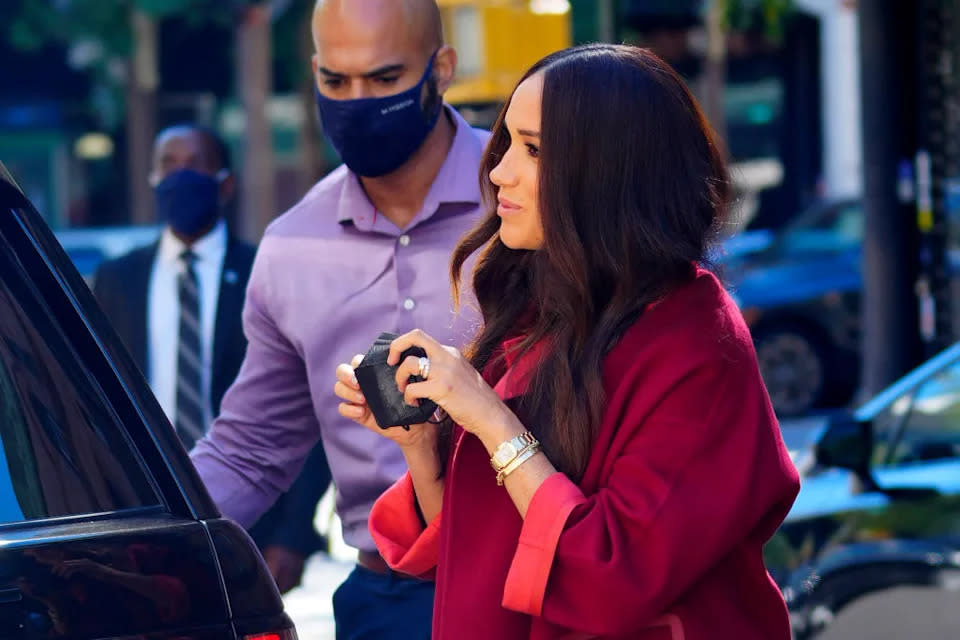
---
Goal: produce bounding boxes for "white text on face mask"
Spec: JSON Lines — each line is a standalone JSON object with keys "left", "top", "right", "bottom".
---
{"left": 381, "top": 98, "right": 415, "bottom": 115}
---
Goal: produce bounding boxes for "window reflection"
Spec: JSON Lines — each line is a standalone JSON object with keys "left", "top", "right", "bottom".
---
{"left": 0, "top": 266, "right": 158, "bottom": 524}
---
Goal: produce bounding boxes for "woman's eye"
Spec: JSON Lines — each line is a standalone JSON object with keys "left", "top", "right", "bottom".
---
{"left": 526, "top": 143, "right": 540, "bottom": 158}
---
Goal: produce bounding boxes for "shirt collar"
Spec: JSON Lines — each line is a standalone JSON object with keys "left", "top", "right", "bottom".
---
{"left": 158, "top": 219, "right": 228, "bottom": 265}
{"left": 336, "top": 105, "right": 485, "bottom": 229}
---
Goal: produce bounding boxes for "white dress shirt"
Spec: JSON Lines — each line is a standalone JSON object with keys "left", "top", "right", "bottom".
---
{"left": 148, "top": 220, "right": 227, "bottom": 432}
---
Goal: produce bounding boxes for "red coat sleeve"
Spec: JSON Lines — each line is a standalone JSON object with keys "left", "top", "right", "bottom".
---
{"left": 369, "top": 472, "right": 441, "bottom": 580}
{"left": 502, "top": 355, "right": 800, "bottom": 634}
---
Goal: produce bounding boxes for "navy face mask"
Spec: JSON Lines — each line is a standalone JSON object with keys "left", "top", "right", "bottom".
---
{"left": 154, "top": 168, "right": 223, "bottom": 237}
{"left": 315, "top": 53, "right": 443, "bottom": 177}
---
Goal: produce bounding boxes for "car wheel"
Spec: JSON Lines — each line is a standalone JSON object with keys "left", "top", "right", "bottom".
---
{"left": 754, "top": 324, "right": 829, "bottom": 417}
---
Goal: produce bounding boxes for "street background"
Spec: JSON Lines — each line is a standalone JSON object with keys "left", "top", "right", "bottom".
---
{"left": 5, "top": 1, "right": 960, "bottom": 638}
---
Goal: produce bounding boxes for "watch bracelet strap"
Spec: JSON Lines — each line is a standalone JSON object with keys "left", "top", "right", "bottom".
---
{"left": 496, "top": 443, "right": 541, "bottom": 486}
{"left": 490, "top": 430, "right": 539, "bottom": 472}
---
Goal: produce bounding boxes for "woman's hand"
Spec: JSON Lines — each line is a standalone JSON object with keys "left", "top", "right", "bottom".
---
{"left": 388, "top": 329, "right": 524, "bottom": 451}
{"left": 336, "top": 351, "right": 447, "bottom": 523}
{"left": 334, "top": 354, "right": 437, "bottom": 451}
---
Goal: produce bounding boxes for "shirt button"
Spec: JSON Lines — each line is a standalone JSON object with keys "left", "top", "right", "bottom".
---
{"left": 403, "top": 298, "right": 416, "bottom": 311}
{"left": 399, "top": 234, "right": 411, "bottom": 246}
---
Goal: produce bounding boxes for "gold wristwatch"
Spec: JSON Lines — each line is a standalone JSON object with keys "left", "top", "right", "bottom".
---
{"left": 490, "top": 431, "right": 540, "bottom": 484}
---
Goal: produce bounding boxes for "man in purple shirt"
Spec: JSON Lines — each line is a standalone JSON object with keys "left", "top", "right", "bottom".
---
{"left": 191, "top": 0, "right": 487, "bottom": 637}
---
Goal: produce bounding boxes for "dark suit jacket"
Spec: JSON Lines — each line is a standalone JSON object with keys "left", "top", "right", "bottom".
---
{"left": 92, "top": 235, "right": 254, "bottom": 417}
{"left": 92, "top": 232, "right": 330, "bottom": 556}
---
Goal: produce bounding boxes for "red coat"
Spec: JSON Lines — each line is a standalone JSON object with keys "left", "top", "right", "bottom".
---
{"left": 370, "top": 269, "right": 800, "bottom": 639}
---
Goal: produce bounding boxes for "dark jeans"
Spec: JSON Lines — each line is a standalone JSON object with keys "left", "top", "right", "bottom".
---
{"left": 333, "top": 565, "right": 435, "bottom": 640}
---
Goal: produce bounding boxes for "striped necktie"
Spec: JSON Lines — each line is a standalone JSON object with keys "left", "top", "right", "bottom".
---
{"left": 175, "top": 249, "right": 205, "bottom": 449}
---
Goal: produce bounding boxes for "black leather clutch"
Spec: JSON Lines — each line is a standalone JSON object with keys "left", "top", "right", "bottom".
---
{"left": 354, "top": 332, "right": 437, "bottom": 429}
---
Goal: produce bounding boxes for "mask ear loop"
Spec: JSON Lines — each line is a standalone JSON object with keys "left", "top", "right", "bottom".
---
{"left": 212, "top": 168, "right": 232, "bottom": 210}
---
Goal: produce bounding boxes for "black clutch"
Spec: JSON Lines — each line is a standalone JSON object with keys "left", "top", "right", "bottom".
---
{"left": 354, "top": 332, "right": 437, "bottom": 429}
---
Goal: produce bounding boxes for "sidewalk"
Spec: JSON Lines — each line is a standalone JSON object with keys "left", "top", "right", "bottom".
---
{"left": 282, "top": 489, "right": 356, "bottom": 640}
{"left": 283, "top": 553, "right": 353, "bottom": 640}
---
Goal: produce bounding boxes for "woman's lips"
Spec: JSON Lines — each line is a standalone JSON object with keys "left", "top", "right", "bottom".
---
{"left": 497, "top": 196, "right": 521, "bottom": 215}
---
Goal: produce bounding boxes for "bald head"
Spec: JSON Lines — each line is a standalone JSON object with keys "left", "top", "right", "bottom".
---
{"left": 313, "top": 0, "right": 443, "bottom": 56}
{"left": 311, "top": 0, "right": 455, "bottom": 102}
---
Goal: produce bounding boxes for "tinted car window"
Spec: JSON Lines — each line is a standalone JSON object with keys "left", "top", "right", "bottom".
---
{"left": 872, "top": 361, "right": 960, "bottom": 466}
{"left": 0, "top": 246, "right": 160, "bottom": 525}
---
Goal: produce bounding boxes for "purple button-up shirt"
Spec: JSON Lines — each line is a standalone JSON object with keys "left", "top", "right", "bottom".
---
{"left": 191, "top": 107, "right": 488, "bottom": 552}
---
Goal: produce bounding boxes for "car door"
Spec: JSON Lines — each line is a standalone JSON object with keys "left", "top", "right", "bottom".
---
{"left": 0, "top": 177, "right": 234, "bottom": 640}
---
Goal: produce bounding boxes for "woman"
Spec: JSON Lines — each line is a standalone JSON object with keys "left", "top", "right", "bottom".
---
{"left": 334, "top": 44, "right": 800, "bottom": 639}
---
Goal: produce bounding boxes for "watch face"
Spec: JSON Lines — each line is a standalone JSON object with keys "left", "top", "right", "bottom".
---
{"left": 493, "top": 442, "right": 518, "bottom": 467}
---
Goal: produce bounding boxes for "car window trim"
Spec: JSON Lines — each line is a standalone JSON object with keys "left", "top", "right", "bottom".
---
{"left": 0, "top": 504, "right": 168, "bottom": 534}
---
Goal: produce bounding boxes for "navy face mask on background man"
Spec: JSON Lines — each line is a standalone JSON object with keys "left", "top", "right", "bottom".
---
{"left": 154, "top": 168, "right": 227, "bottom": 237}
{"left": 315, "top": 53, "right": 443, "bottom": 178}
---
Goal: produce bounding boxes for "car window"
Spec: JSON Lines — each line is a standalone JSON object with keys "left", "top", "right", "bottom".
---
{"left": 781, "top": 203, "right": 863, "bottom": 252}
{"left": 872, "top": 361, "right": 960, "bottom": 467}
{"left": 0, "top": 251, "right": 161, "bottom": 525}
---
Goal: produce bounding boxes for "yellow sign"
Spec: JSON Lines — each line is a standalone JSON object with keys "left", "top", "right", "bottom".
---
{"left": 438, "top": 0, "right": 571, "bottom": 105}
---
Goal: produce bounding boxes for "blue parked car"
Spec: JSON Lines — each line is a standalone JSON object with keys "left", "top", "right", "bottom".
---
{"left": 767, "top": 340, "right": 960, "bottom": 639}
{"left": 54, "top": 225, "right": 162, "bottom": 285}
{"left": 723, "top": 199, "right": 863, "bottom": 416}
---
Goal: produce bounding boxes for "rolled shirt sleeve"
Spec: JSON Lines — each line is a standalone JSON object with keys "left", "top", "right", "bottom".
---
{"left": 190, "top": 247, "right": 321, "bottom": 527}
{"left": 370, "top": 472, "right": 442, "bottom": 580}
{"left": 501, "top": 472, "right": 584, "bottom": 615}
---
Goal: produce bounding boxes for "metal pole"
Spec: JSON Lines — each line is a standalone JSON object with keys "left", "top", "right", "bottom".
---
{"left": 858, "top": 0, "right": 921, "bottom": 397}
{"left": 597, "top": 0, "right": 616, "bottom": 42}
{"left": 127, "top": 8, "right": 158, "bottom": 225}
{"left": 236, "top": 3, "right": 277, "bottom": 242}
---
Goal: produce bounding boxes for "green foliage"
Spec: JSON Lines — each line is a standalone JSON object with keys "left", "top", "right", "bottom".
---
{"left": 4, "top": 0, "right": 254, "bottom": 58}
{"left": 136, "top": 0, "right": 195, "bottom": 17}
{"left": 723, "top": 0, "right": 793, "bottom": 42}
{"left": 8, "top": 0, "right": 132, "bottom": 56}
{"left": 273, "top": 0, "right": 315, "bottom": 92}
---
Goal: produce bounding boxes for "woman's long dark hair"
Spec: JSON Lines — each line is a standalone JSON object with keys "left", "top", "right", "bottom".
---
{"left": 449, "top": 45, "right": 730, "bottom": 482}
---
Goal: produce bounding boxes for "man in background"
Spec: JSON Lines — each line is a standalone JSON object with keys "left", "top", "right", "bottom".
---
{"left": 94, "top": 124, "right": 331, "bottom": 593}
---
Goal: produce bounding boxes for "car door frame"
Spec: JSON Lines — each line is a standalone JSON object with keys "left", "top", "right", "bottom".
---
{"left": 0, "top": 178, "right": 242, "bottom": 640}
{"left": 0, "top": 179, "right": 219, "bottom": 521}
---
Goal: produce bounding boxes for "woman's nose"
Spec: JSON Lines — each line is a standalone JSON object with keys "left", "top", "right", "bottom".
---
{"left": 489, "top": 154, "right": 515, "bottom": 188}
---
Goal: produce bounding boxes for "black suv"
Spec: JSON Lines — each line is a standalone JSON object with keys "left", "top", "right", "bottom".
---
{"left": 0, "top": 164, "right": 297, "bottom": 640}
